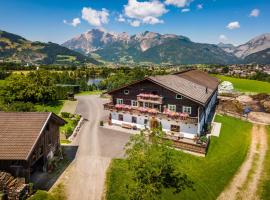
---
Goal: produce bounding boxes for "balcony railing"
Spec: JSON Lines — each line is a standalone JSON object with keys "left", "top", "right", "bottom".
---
{"left": 137, "top": 93, "right": 163, "bottom": 104}
{"left": 104, "top": 102, "right": 198, "bottom": 124}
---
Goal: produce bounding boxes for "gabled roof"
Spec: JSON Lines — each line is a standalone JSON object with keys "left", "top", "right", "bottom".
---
{"left": 107, "top": 70, "right": 219, "bottom": 105}
{"left": 0, "top": 112, "right": 66, "bottom": 161}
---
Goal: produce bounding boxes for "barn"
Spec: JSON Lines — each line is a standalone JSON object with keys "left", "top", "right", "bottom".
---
{"left": 0, "top": 112, "right": 66, "bottom": 182}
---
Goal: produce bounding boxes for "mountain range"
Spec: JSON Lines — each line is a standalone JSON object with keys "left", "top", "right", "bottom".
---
{"left": 0, "top": 30, "right": 99, "bottom": 65}
{"left": 0, "top": 29, "right": 269, "bottom": 65}
{"left": 63, "top": 29, "right": 270, "bottom": 64}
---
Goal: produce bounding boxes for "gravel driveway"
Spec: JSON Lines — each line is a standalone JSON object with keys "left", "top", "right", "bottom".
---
{"left": 66, "top": 95, "right": 130, "bottom": 200}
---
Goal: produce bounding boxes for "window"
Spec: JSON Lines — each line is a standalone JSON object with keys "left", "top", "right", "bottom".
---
{"left": 132, "top": 116, "right": 137, "bottom": 123}
{"left": 131, "top": 100, "right": 138, "bottom": 107}
{"left": 171, "top": 125, "right": 180, "bottom": 132}
{"left": 144, "top": 119, "right": 148, "bottom": 125}
{"left": 118, "top": 114, "right": 123, "bottom": 121}
{"left": 116, "top": 98, "right": 123, "bottom": 104}
{"left": 176, "top": 94, "right": 183, "bottom": 99}
{"left": 182, "top": 106, "right": 192, "bottom": 114}
{"left": 124, "top": 90, "right": 129, "bottom": 95}
{"left": 168, "top": 104, "right": 176, "bottom": 112}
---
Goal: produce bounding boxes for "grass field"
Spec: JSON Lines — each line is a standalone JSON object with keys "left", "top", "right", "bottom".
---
{"left": 105, "top": 115, "right": 252, "bottom": 200}
{"left": 214, "top": 75, "right": 270, "bottom": 94}
{"left": 34, "top": 100, "right": 64, "bottom": 114}
{"left": 76, "top": 90, "right": 104, "bottom": 96}
{"left": 258, "top": 126, "right": 270, "bottom": 200}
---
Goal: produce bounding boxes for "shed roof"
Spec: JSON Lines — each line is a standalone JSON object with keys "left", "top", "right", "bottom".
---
{"left": 0, "top": 112, "right": 65, "bottom": 160}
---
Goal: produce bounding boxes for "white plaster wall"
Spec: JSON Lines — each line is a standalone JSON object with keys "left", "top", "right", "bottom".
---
{"left": 123, "top": 114, "right": 132, "bottom": 123}
{"left": 180, "top": 122, "right": 198, "bottom": 136}
{"left": 110, "top": 112, "right": 148, "bottom": 129}
{"left": 160, "top": 119, "right": 171, "bottom": 131}
{"left": 110, "top": 112, "right": 197, "bottom": 139}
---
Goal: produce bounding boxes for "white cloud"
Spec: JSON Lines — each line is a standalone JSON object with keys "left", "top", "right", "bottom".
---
{"left": 181, "top": 8, "right": 190, "bottom": 13}
{"left": 63, "top": 18, "right": 81, "bottom": 27}
{"left": 165, "top": 0, "right": 193, "bottom": 8}
{"left": 219, "top": 34, "right": 228, "bottom": 42}
{"left": 117, "top": 14, "right": 126, "bottom": 22}
{"left": 81, "top": 7, "right": 109, "bottom": 27}
{"left": 226, "top": 21, "right": 240, "bottom": 30}
{"left": 142, "top": 16, "right": 164, "bottom": 24}
{"left": 124, "top": 0, "right": 168, "bottom": 26}
{"left": 130, "top": 20, "right": 141, "bottom": 27}
{"left": 250, "top": 8, "right": 260, "bottom": 17}
{"left": 197, "top": 4, "right": 203, "bottom": 9}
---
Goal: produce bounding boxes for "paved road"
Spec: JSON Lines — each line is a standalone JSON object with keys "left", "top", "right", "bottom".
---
{"left": 66, "top": 95, "right": 130, "bottom": 200}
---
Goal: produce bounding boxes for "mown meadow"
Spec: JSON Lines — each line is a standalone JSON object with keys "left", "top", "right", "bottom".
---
{"left": 215, "top": 75, "right": 270, "bottom": 94}
{"left": 105, "top": 115, "right": 252, "bottom": 200}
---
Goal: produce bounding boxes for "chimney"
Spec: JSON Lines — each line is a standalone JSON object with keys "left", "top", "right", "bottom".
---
{"left": 206, "top": 87, "right": 208, "bottom": 94}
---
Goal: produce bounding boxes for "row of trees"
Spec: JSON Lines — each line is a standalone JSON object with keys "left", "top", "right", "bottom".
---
{"left": 0, "top": 66, "right": 168, "bottom": 111}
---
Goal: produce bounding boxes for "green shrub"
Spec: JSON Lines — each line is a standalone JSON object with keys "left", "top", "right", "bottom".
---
{"left": 8, "top": 101, "right": 36, "bottom": 112}
{"left": 65, "top": 127, "right": 73, "bottom": 138}
{"left": 61, "top": 112, "right": 70, "bottom": 118}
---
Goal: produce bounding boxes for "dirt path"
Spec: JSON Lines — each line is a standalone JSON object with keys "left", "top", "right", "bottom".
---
{"left": 218, "top": 124, "right": 268, "bottom": 200}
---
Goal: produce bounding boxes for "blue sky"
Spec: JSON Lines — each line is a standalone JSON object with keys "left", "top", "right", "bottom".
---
{"left": 0, "top": 0, "right": 269, "bottom": 45}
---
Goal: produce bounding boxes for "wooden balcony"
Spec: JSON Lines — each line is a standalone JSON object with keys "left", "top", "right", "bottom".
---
{"left": 104, "top": 102, "right": 198, "bottom": 124}
{"left": 137, "top": 93, "right": 163, "bottom": 104}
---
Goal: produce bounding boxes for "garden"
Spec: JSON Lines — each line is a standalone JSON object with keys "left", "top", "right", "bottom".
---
{"left": 105, "top": 115, "right": 252, "bottom": 200}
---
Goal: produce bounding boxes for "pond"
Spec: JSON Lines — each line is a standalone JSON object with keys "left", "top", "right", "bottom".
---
{"left": 87, "top": 78, "right": 103, "bottom": 86}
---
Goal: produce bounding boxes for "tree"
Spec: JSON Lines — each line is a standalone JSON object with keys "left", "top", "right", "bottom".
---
{"left": 125, "top": 130, "right": 194, "bottom": 200}
{"left": 1, "top": 71, "right": 56, "bottom": 103}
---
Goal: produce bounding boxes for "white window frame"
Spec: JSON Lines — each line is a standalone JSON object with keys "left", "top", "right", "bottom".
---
{"left": 131, "top": 100, "right": 138, "bottom": 107}
{"left": 182, "top": 106, "right": 192, "bottom": 114}
{"left": 168, "top": 104, "right": 176, "bottom": 112}
{"left": 116, "top": 98, "right": 123, "bottom": 104}
{"left": 124, "top": 90, "right": 129, "bottom": 95}
{"left": 176, "top": 94, "right": 183, "bottom": 99}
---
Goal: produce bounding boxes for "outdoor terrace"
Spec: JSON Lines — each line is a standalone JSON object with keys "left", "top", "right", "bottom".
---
{"left": 104, "top": 102, "right": 198, "bottom": 124}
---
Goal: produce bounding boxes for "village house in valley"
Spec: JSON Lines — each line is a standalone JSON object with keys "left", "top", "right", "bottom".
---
{"left": 0, "top": 112, "right": 66, "bottom": 182}
{"left": 104, "top": 70, "right": 219, "bottom": 140}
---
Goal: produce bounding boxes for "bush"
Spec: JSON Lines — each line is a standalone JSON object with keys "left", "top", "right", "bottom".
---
{"left": 199, "top": 136, "right": 208, "bottom": 143}
{"left": 61, "top": 112, "right": 71, "bottom": 118}
{"left": 8, "top": 101, "right": 36, "bottom": 112}
{"left": 65, "top": 127, "right": 73, "bottom": 138}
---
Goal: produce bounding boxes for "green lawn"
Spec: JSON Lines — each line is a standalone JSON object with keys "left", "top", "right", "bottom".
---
{"left": 105, "top": 115, "right": 252, "bottom": 200}
{"left": 34, "top": 100, "right": 64, "bottom": 114}
{"left": 76, "top": 90, "right": 104, "bottom": 96}
{"left": 0, "top": 80, "right": 6, "bottom": 87}
{"left": 214, "top": 75, "right": 270, "bottom": 94}
{"left": 258, "top": 126, "right": 270, "bottom": 200}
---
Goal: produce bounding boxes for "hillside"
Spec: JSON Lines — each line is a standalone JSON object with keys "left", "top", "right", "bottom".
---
{"left": 0, "top": 30, "right": 99, "bottom": 65}
{"left": 219, "top": 33, "right": 270, "bottom": 60}
{"left": 63, "top": 29, "right": 240, "bottom": 64}
{"left": 244, "top": 48, "right": 270, "bottom": 64}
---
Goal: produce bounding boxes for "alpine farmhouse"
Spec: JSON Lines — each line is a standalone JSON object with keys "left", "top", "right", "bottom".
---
{"left": 104, "top": 70, "right": 219, "bottom": 140}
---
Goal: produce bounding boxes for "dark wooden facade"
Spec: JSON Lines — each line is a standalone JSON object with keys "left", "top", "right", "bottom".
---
{"left": 0, "top": 113, "right": 65, "bottom": 182}
{"left": 110, "top": 79, "right": 202, "bottom": 117}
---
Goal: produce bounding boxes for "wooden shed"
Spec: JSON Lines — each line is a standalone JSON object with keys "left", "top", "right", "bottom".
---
{"left": 0, "top": 112, "right": 66, "bottom": 182}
